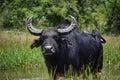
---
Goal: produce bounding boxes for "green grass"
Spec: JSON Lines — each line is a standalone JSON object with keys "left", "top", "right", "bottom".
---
{"left": 0, "top": 31, "right": 45, "bottom": 70}
{"left": 0, "top": 31, "right": 120, "bottom": 80}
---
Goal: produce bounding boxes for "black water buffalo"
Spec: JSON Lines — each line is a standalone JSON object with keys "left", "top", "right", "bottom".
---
{"left": 26, "top": 15, "right": 106, "bottom": 78}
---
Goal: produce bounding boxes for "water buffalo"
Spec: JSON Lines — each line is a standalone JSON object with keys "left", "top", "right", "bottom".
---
{"left": 26, "top": 15, "right": 106, "bottom": 79}
{"left": 83, "top": 30, "right": 106, "bottom": 44}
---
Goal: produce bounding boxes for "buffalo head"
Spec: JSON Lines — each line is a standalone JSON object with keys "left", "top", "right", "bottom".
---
{"left": 26, "top": 15, "right": 76, "bottom": 56}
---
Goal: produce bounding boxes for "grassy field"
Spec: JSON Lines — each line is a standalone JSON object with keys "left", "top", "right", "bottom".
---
{"left": 0, "top": 31, "right": 120, "bottom": 80}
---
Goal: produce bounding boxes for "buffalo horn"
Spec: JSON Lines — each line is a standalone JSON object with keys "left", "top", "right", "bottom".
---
{"left": 57, "top": 15, "right": 77, "bottom": 33}
{"left": 26, "top": 17, "right": 43, "bottom": 36}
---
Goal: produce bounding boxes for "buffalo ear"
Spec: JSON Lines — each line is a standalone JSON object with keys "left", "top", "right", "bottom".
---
{"left": 30, "top": 39, "right": 42, "bottom": 49}
{"left": 61, "top": 38, "right": 73, "bottom": 47}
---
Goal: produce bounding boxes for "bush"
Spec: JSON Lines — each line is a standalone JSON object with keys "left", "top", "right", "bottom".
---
{"left": 0, "top": 0, "right": 120, "bottom": 34}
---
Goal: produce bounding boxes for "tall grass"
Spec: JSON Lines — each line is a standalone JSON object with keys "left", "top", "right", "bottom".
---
{"left": 102, "top": 35, "right": 120, "bottom": 80}
{"left": 0, "top": 31, "right": 120, "bottom": 80}
{"left": 0, "top": 31, "right": 45, "bottom": 70}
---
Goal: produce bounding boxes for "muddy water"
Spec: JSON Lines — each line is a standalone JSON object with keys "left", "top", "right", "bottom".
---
{"left": 0, "top": 68, "right": 49, "bottom": 80}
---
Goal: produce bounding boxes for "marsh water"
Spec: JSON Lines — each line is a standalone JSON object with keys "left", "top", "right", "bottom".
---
{"left": 0, "top": 67, "right": 49, "bottom": 80}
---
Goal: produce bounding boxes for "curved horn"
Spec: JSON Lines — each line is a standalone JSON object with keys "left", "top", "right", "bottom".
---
{"left": 26, "top": 17, "right": 43, "bottom": 36}
{"left": 57, "top": 15, "right": 77, "bottom": 33}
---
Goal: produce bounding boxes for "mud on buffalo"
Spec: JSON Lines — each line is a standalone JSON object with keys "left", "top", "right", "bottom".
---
{"left": 26, "top": 15, "right": 106, "bottom": 79}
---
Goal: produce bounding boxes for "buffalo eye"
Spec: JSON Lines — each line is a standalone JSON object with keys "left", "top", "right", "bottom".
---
{"left": 42, "top": 36, "right": 47, "bottom": 40}
{"left": 53, "top": 36, "right": 59, "bottom": 40}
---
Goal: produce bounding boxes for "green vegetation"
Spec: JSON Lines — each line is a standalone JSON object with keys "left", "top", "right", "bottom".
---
{"left": 0, "top": 31, "right": 45, "bottom": 70}
{"left": 0, "top": 0, "right": 120, "bottom": 33}
{"left": 0, "top": 31, "right": 120, "bottom": 80}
